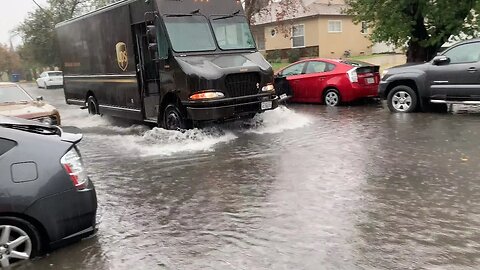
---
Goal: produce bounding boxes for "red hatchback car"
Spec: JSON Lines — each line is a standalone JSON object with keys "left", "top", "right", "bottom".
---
{"left": 276, "top": 58, "right": 380, "bottom": 106}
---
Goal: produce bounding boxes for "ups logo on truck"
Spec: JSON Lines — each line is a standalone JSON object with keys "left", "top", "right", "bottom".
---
{"left": 115, "top": 42, "right": 128, "bottom": 71}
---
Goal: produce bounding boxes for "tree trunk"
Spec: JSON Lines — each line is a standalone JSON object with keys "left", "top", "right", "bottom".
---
{"left": 406, "top": 40, "right": 442, "bottom": 63}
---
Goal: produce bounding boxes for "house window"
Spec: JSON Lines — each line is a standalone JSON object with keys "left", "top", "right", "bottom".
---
{"left": 292, "top": 24, "right": 305, "bottom": 48}
{"left": 270, "top": 28, "right": 277, "bottom": 37}
{"left": 361, "top": 21, "right": 368, "bottom": 34}
{"left": 328, "top": 20, "right": 342, "bottom": 33}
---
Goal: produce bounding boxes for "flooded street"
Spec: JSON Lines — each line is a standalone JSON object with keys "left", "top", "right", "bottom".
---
{"left": 18, "top": 84, "right": 480, "bottom": 269}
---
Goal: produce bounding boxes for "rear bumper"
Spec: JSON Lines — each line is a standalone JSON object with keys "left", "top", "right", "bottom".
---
{"left": 344, "top": 83, "right": 379, "bottom": 102}
{"left": 24, "top": 180, "right": 97, "bottom": 250}
{"left": 46, "top": 81, "right": 64, "bottom": 87}
{"left": 183, "top": 93, "right": 279, "bottom": 121}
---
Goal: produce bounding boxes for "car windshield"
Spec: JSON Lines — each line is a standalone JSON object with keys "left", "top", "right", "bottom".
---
{"left": 48, "top": 71, "right": 62, "bottom": 76}
{"left": 0, "top": 85, "right": 33, "bottom": 103}
{"left": 164, "top": 15, "right": 216, "bottom": 52}
{"left": 211, "top": 15, "right": 255, "bottom": 50}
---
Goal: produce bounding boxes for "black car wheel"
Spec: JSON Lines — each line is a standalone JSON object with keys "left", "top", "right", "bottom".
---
{"left": 163, "top": 104, "right": 192, "bottom": 130}
{"left": 87, "top": 96, "right": 99, "bottom": 115}
{"left": 387, "top": 85, "right": 418, "bottom": 113}
{"left": 0, "top": 217, "right": 42, "bottom": 267}
{"left": 324, "top": 89, "right": 340, "bottom": 107}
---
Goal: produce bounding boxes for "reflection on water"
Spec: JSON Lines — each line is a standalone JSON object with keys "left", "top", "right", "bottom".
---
{"left": 19, "top": 86, "right": 480, "bottom": 269}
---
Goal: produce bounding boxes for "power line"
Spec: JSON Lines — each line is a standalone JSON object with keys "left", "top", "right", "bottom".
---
{"left": 31, "top": 0, "right": 47, "bottom": 12}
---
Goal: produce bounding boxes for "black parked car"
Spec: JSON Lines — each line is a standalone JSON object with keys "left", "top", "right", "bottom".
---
{"left": 379, "top": 39, "right": 480, "bottom": 113}
{"left": 0, "top": 116, "right": 97, "bottom": 267}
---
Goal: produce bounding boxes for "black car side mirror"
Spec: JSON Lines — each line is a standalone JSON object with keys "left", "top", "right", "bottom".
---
{"left": 432, "top": 55, "right": 450, "bottom": 66}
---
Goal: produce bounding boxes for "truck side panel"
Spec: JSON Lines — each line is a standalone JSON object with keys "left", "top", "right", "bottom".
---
{"left": 57, "top": 2, "right": 143, "bottom": 120}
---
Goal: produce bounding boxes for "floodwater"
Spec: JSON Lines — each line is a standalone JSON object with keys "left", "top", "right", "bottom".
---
{"left": 17, "top": 84, "right": 480, "bottom": 269}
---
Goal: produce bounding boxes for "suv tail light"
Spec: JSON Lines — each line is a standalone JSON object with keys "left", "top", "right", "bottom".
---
{"left": 347, "top": 68, "right": 358, "bottom": 83}
{"left": 61, "top": 147, "right": 88, "bottom": 190}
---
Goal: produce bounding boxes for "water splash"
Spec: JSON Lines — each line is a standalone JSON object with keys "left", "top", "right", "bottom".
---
{"left": 93, "top": 127, "right": 237, "bottom": 157}
{"left": 243, "top": 106, "right": 312, "bottom": 134}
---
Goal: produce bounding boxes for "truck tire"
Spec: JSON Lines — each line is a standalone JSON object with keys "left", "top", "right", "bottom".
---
{"left": 87, "top": 96, "right": 99, "bottom": 115}
{"left": 387, "top": 85, "right": 418, "bottom": 113}
{"left": 0, "top": 217, "right": 43, "bottom": 267}
{"left": 163, "top": 104, "right": 192, "bottom": 130}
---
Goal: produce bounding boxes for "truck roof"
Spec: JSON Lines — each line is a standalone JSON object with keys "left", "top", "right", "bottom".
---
{"left": 55, "top": 0, "right": 136, "bottom": 28}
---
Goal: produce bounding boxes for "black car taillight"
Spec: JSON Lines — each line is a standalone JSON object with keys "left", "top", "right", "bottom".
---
{"left": 61, "top": 147, "right": 88, "bottom": 190}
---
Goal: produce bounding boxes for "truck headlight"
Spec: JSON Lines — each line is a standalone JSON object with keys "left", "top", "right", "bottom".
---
{"left": 189, "top": 91, "right": 225, "bottom": 100}
{"left": 261, "top": 84, "right": 275, "bottom": 92}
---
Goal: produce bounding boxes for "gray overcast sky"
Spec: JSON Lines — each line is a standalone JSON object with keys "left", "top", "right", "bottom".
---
{"left": 0, "top": 0, "right": 48, "bottom": 46}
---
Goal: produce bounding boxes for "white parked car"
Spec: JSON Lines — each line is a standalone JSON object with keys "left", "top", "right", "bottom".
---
{"left": 36, "top": 71, "right": 64, "bottom": 89}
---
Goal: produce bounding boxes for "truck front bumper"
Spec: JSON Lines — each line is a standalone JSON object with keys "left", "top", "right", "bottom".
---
{"left": 183, "top": 93, "right": 279, "bottom": 121}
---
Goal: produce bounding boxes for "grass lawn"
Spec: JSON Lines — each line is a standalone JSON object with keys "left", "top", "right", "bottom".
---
{"left": 270, "top": 62, "right": 289, "bottom": 72}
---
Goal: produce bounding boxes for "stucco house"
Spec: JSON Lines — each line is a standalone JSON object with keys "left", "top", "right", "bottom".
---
{"left": 251, "top": 0, "right": 373, "bottom": 59}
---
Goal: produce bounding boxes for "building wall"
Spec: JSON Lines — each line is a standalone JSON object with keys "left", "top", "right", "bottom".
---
{"left": 257, "top": 15, "right": 373, "bottom": 59}
{"left": 264, "top": 17, "right": 319, "bottom": 50}
{"left": 318, "top": 15, "right": 372, "bottom": 58}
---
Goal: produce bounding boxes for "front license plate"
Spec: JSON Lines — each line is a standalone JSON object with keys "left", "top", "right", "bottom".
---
{"left": 261, "top": 101, "right": 273, "bottom": 110}
{"left": 279, "top": 93, "right": 288, "bottom": 100}
{"left": 366, "top": 77, "right": 375, "bottom": 84}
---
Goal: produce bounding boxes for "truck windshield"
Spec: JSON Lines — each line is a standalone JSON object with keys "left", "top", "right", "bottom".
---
{"left": 164, "top": 15, "right": 216, "bottom": 52}
{"left": 211, "top": 15, "right": 255, "bottom": 50}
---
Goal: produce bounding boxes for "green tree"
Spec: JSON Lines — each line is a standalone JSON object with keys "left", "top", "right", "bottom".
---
{"left": 0, "top": 44, "right": 21, "bottom": 79}
{"left": 346, "top": 0, "right": 479, "bottom": 62}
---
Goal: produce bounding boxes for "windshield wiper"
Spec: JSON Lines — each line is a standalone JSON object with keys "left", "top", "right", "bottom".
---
{"left": 166, "top": 13, "right": 193, "bottom": 17}
{"left": 212, "top": 10, "right": 240, "bottom": 21}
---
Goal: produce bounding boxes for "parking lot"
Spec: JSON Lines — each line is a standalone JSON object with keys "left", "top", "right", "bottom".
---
{"left": 17, "top": 84, "right": 480, "bottom": 269}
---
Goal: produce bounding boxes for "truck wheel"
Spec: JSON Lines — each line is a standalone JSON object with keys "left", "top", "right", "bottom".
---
{"left": 163, "top": 104, "right": 192, "bottom": 130}
{"left": 87, "top": 96, "right": 99, "bottom": 115}
{"left": 0, "top": 217, "right": 42, "bottom": 267}
{"left": 387, "top": 86, "right": 418, "bottom": 113}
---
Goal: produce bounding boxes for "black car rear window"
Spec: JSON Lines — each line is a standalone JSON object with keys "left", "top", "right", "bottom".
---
{"left": 0, "top": 138, "right": 16, "bottom": 156}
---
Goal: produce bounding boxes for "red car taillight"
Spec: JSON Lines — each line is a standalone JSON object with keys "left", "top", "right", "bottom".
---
{"left": 61, "top": 147, "right": 89, "bottom": 190}
{"left": 347, "top": 68, "right": 358, "bottom": 83}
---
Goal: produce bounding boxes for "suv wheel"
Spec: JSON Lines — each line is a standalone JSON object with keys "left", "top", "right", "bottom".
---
{"left": 387, "top": 86, "right": 418, "bottom": 113}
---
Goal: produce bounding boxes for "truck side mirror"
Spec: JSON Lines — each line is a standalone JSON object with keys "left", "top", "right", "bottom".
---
{"left": 432, "top": 55, "right": 450, "bottom": 65}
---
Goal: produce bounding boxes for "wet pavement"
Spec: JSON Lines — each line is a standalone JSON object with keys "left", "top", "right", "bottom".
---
{"left": 16, "top": 84, "right": 480, "bottom": 269}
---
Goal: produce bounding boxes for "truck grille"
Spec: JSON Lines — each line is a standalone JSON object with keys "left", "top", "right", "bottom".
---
{"left": 225, "top": 73, "right": 261, "bottom": 98}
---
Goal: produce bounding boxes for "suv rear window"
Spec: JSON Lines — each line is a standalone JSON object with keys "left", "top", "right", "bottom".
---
{"left": 0, "top": 138, "right": 16, "bottom": 156}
